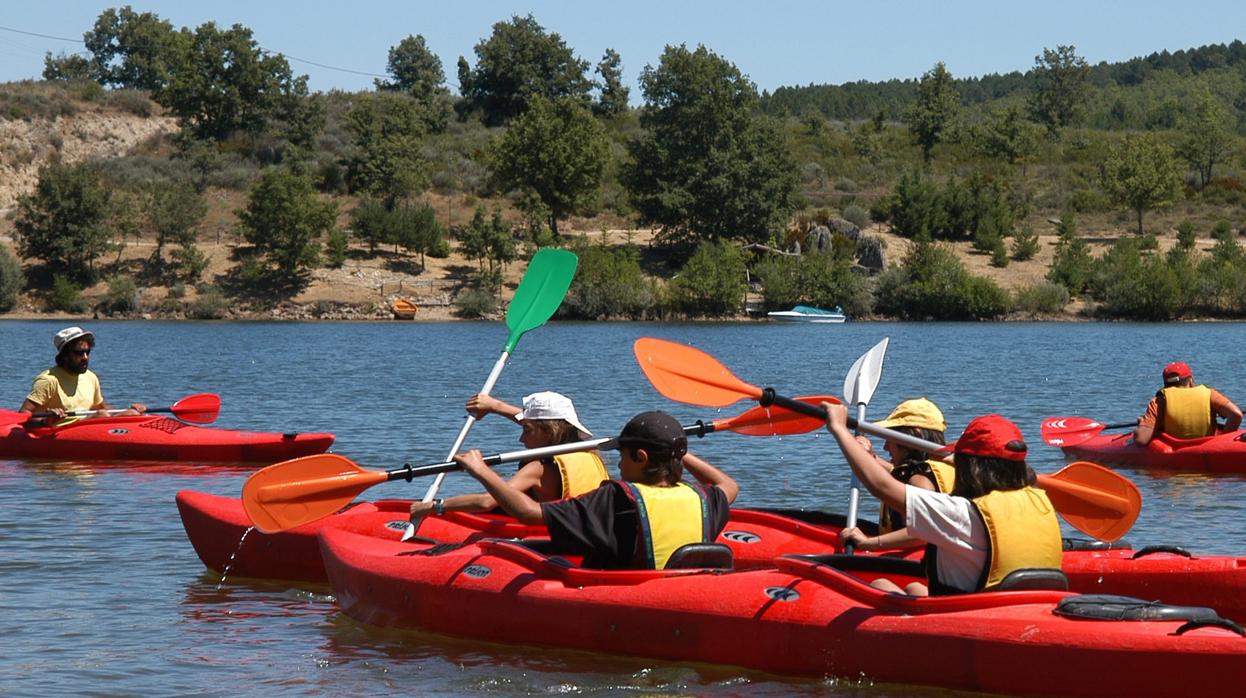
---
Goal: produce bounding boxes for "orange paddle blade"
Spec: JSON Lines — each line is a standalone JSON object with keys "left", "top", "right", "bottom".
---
{"left": 242, "top": 454, "right": 388, "bottom": 533}
{"left": 634, "top": 337, "right": 761, "bottom": 407}
{"left": 1038, "top": 461, "right": 1141, "bottom": 542}
{"left": 714, "top": 395, "right": 841, "bottom": 436}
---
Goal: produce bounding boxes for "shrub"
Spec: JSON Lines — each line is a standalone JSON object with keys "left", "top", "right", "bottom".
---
{"left": 48, "top": 274, "right": 87, "bottom": 313}
{"left": 190, "top": 285, "right": 229, "bottom": 319}
{"left": 454, "top": 288, "right": 497, "bottom": 318}
{"left": 754, "top": 250, "right": 872, "bottom": 318}
{"left": 990, "top": 238, "right": 1010, "bottom": 267}
{"left": 172, "top": 245, "right": 209, "bottom": 282}
{"left": 324, "top": 229, "right": 349, "bottom": 269}
{"left": 873, "top": 238, "right": 1008, "bottom": 319}
{"left": 668, "top": 240, "right": 748, "bottom": 316}
{"left": 560, "top": 240, "right": 654, "bottom": 319}
{"left": 841, "top": 202, "right": 869, "bottom": 229}
{"left": 1013, "top": 282, "right": 1070, "bottom": 314}
{"left": 1011, "top": 227, "right": 1039, "bottom": 261}
{"left": 103, "top": 275, "right": 139, "bottom": 314}
{"left": 1176, "top": 220, "right": 1197, "bottom": 250}
{"left": 0, "top": 245, "right": 24, "bottom": 311}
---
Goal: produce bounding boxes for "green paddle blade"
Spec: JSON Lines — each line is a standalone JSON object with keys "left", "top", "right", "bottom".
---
{"left": 504, "top": 248, "right": 578, "bottom": 353}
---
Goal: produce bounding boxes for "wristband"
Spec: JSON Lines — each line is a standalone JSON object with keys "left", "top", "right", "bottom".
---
{"left": 433, "top": 498, "right": 445, "bottom": 516}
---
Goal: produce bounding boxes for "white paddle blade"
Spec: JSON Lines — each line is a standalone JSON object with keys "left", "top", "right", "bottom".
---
{"left": 843, "top": 337, "right": 889, "bottom": 407}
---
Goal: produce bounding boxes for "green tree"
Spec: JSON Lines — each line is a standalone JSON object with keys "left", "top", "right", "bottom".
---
{"left": 344, "top": 92, "right": 429, "bottom": 207}
{"left": 668, "top": 240, "right": 748, "bottom": 316}
{"left": 42, "top": 52, "right": 93, "bottom": 81}
{"left": 158, "top": 21, "right": 310, "bottom": 142}
{"left": 392, "top": 203, "right": 444, "bottom": 270}
{"left": 14, "top": 163, "right": 113, "bottom": 282}
{"left": 594, "top": 48, "right": 629, "bottom": 117}
{"left": 0, "top": 245, "right": 24, "bottom": 312}
{"left": 457, "top": 206, "right": 493, "bottom": 270}
{"left": 973, "top": 103, "right": 1041, "bottom": 170}
{"left": 324, "top": 229, "right": 349, "bottom": 269}
{"left": 874, "top": 236, "right": 1009, "bottom": 319}
{"left": 236, "top": 168, "right": 337, "bottom": 283}
{"left": 81, "top": 6, "right": 182, "bottom": 89}
{"left": 560, "top": 238, "right": 655, "bottom": 319}
{"left": 490, "top": 95, "right": 609, "bottom": 237}
{"left": 623, "top": 44, "right": 798, "bottom": 247}
{"left": 1177, "top": 86, "right": 1233, "bottom": 190}
{"left": 486, "top": 210, "right": 518, "bottom": 270}
{"left": 1028, "top": 45, "right": 1089, "bottom": 135}
{"left": 376, "top": 34, "right": 445, "bottom": 102}
{"left": 1101, "top": 134, "right": 1182, "bottom": 235}
{"left": 351, "top": 199, "right": 392, "bottom": 254}
{"left": 147, "top": 179, "right": 206, "bottom": 277}
{"left": 754, "top": 248, "right": 871, "bottom": 318}
{"left": 904, "top": 62, "right": 960, "bottom": 163}
{"left": 1047, "top": 214, "right": 1093, "bottom": 296}
{"left": 458, "top": 14, "right": 592, "bottom": 125}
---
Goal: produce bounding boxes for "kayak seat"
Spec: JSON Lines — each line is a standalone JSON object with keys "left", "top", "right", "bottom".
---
{"left": 665, "top": 543, "right": 734, "bottom": 570}
{"left": 995, "top": 568, "right": 1069, "bottom": 592}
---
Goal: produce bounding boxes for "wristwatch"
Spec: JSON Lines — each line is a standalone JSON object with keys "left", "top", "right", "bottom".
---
{"left": 432, "top": 498, "right": 445, "bottom": 516}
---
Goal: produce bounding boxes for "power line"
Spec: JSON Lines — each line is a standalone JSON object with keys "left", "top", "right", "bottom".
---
{"left": 0, "top": 24, "right": 83, "bottom": 43}
{"left": 0, "top": 23, "right": 387, "bottom": 81}
{"left": 262, "top": 50, "right": 387, "bottom": 79}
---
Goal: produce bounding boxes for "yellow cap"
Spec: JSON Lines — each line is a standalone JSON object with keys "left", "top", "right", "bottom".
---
{"left": 875, "top": 398, "right": 945, "bottom": 433}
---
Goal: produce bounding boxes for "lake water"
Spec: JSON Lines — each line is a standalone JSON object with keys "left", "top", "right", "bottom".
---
{"left": 3, "top": 319, "right": 1246, "bottom": 696}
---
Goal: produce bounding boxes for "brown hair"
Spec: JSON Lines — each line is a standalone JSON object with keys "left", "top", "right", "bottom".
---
{"left": 950, "top": 454, "right": 1036, "bottom": 499}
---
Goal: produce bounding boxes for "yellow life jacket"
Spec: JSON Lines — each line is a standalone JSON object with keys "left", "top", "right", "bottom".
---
{"left": 1159, "top": 385, "right": 1214, "bottom": 439}
{"left": 553, "top": 451, "right": 609, "bottom": 498}
{"left": 619, "top": 481, "right": 710, "bottom": 570}
{"left": 879, "top": 459, "right": 957, "bottom": 534}
{"left": 971, "top": 487, "right": 1063, "bottom": 591}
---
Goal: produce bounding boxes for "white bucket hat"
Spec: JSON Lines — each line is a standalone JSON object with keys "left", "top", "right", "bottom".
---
{"left": 517, "top": 391, "right": 592, "bottom": 439}
{"left": 53, "top": 326, "right": 95, "bottom": 354}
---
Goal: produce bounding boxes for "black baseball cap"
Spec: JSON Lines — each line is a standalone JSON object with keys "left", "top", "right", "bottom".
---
{"left": 617, "top": 411, "right": 687, "bottom": 458}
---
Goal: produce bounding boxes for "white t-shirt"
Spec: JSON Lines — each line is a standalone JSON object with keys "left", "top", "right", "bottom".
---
{"left": 906, "top": 485, "right": 989, "bottom": 592}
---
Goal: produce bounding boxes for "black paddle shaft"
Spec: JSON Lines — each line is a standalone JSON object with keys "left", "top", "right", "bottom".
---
{"left": 380, "top": 421, "right": 730, "bottom": 482}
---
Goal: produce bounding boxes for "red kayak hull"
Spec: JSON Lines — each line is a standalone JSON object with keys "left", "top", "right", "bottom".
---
{"left": 319, "top": 526, "right": 1246, "bottom": 697}
{"left": 1, "top": 415, "right": 333, "bottom": 462}
{"left": 1062, "top": 430, "right": 1246, "bottom": 473}
{"left": 175, "top": 491, "right": 1246, "bottom": 622}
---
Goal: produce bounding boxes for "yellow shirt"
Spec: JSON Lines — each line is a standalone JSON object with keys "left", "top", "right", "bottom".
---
{"left": 27, "top": 367, "right": 104, "bottom": 415}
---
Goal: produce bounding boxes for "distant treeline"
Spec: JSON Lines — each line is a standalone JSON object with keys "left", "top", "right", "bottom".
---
{"left": 763, "top": 40, "right": 1246, "bottom": 129}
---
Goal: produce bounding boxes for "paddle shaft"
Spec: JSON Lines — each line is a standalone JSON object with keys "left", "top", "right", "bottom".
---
{"left": 844, "top": 402, "right": 866, "bottom": 552}
{"left": 422, "top": 351, "right": 509, "bottom": 502}
{"left": 31, "top": 405, "right": 153, "bottom": 419}
{"left": 391, "top": 419, "right": 742, "bottom": 483}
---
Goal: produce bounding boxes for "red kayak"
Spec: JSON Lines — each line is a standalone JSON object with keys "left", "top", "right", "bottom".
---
{"left": 176, "top": 490, "right": 1246, "bottom": 623}
{"left": 1, "top": 415, "right": 334, "bottom": 462}
{"left": 1060, "top": 429, "right": 1246, "bottom": 474}
{"left": 319, "top": 525, "right": 1246, "bottom": 697}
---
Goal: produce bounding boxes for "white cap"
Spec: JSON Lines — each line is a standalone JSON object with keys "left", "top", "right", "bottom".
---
{"left": 516, "top": 391, "right": 592, "bottom": 439}
{"left": 53, "top": 326, "right": 95, "bottom": 354}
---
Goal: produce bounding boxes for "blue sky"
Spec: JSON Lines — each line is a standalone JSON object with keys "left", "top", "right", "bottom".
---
{"left": 2, "top": 1, "right": 1245, "bottom": 99}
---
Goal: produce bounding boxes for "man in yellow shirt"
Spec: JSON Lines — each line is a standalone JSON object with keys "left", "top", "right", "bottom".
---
{"left": 19, "top": 327, "right": 146, "bottom": 426}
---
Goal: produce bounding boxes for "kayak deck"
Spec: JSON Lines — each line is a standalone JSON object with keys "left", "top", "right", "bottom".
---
{"left": 2, "top": 415, "right": 333, "bottom": 462}
{"left": 176, "top": 491, "right": 1246, "bottom": 623}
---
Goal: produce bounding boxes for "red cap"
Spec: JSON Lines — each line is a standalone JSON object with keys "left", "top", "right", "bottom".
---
{"left": 941, "top": 414, "right": 1028, "bottom": 461}
{"left": 1163, "top": 362, "right": 1192, "bottom": 385}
